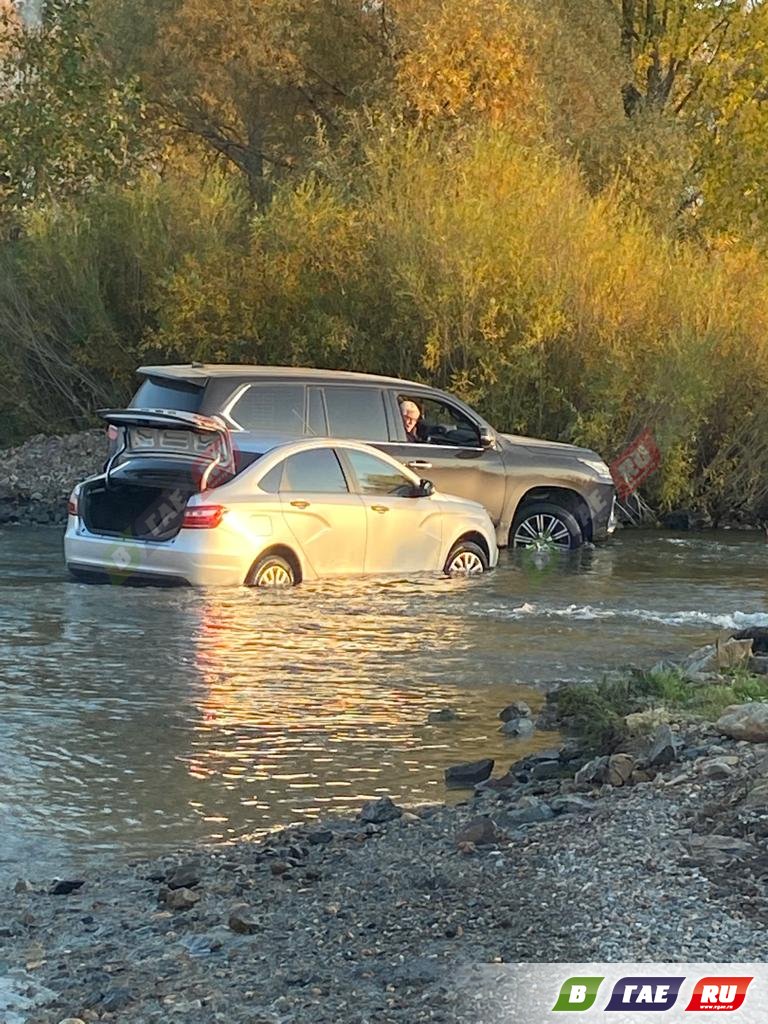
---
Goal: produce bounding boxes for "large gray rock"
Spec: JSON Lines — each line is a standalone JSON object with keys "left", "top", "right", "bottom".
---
{"left": 445, "top": 758, "right": 494, "bottom": 787}
{"left": 499, "top": 798, "right": 554, "bottom": 827}
{"left": 499, "top": 701, "right": 532, "bottom": 722}
{"left": 646, "top": 724, "right": 680, "bottom": 767}
{"left": 358, "top": 796, "right": 402, "bottom": 824}
{"left": 575, "top": 754, "right": 635, "bottom": 787}
{"left": 717, "top": 703, "right": 768, "bottom": 742}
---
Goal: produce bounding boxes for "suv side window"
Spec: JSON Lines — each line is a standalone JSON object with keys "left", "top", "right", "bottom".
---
{"left": 323, "top": 387, "right": 389, "bottom": 441}
{"left": 398, "top": 394, "right": 480, "bottom": 448}
{"left": 261, "top": 449, "right": 349, "bottom": 494}
{"left": 228, "top": 384, "right": 306, "bottom": 434}
{"left": 345, "top": 450, "right": 414, "bottom": 496}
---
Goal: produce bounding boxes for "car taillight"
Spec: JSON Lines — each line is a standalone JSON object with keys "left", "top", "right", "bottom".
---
{"left": 67, "top": 488, "right": 79, "bottom": 517}
{"left": 181, "top": 505, "right": 225, "bottom": 529}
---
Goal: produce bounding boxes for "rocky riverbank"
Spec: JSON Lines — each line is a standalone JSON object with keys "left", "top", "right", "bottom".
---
{"left": 5, "top": 667, "right": 768, "bottom": 1024}
{"left": 0, "top": 431, "right": 105, "bottom": 526}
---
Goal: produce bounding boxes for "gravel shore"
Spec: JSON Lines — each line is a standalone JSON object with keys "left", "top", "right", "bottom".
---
{"left": 4, "top": 721, "right": 768, "bottom": 1024}
{"left": 0, "top": 431, "right": 105, "bottom": 526}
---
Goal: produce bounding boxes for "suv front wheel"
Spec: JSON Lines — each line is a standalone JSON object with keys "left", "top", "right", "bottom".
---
{"left": 511, "top": 501, "right": 582, "bottom": 551}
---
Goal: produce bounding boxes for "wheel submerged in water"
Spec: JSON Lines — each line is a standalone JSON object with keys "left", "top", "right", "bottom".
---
{"left": 247, "top": 554, "right": 296, "bottom": 588}
{"left": 444, "top": 540, "right": 489, "bottom": 576}
{"left": 511, "top": 501, "right": 582, "bottom": 551}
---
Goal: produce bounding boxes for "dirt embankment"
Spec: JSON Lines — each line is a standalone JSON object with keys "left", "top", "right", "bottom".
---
{"left": 0, "top": 430, "right": 105, "bottom": 526}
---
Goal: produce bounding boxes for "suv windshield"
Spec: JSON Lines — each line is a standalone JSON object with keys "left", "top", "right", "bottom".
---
{"left": 130, "top": 377, "right": 203, "bottom": 413}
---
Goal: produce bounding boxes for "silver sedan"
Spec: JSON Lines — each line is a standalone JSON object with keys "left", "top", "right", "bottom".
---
{"left": 65, "top": 418, "right": 498, "bottom": 587}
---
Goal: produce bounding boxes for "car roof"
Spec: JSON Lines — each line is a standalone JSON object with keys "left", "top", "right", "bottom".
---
{"left": 137, "top": 363, "right": 426, "bottom": 390}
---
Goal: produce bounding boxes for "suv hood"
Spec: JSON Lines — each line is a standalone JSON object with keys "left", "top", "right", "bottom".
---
{"left": 499, "top": 432, "right": 603, "bottom": 461}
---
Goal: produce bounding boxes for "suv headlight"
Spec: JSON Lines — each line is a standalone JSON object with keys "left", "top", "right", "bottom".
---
{"left": 578, "top": 457, "right": 613, "bottom": 480}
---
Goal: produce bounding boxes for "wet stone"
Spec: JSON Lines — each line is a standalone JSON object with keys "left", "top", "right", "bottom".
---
{"left": 499, "top": 701, "right": 532, "bottom": 722}
{"left": 427, "top": 708, "right": 459, "bottom": 723}
{"left": 445, "top": 759, "right": 494, "bottom": 787}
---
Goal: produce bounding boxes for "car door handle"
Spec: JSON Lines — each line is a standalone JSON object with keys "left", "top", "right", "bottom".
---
{"left": 290, "top": 500, "right": 310, "bottom": 509}
{"left": 406, "top": 460, "right": 432, "bottom": 470}
{"left": 371, "top": 504, "right": 389, "bottom": 514}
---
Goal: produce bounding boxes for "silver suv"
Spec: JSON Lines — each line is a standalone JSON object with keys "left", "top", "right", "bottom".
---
{"left": 106, "top": 363, "right": 616, "bottom": 550}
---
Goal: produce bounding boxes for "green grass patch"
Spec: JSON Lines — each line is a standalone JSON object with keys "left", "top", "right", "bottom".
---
{"left": 556, "top": 667, "right": 768, "bottom": 753}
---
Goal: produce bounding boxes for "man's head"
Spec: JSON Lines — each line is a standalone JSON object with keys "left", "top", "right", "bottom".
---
{"left": 400, "top": 400, "right": 420, "bottom": 436}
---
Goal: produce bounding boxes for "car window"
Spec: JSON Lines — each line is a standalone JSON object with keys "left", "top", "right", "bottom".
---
{"left": 345, "top": 450, "right": 414, "bottom": 497}
{"left": 266, "top": 449, "right": 349, "bottom": 493}
{"left": 130, "top": 377, "right": 203, "bottom": 413}
{"left": 398, "top": 394, "right": 480, "bottom": 447}
{"left": 323, "top": 387, "right": 388, "bottom": 441}
{"left": 229, "top": 384, "right": 306, "bottom": 434}
{"left": 307, "top": 387, "right": 327, "bottom": 436}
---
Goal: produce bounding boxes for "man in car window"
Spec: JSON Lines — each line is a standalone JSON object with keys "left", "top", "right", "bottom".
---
{"left": 400, "top": 399, "right": 425, "bottom": 442}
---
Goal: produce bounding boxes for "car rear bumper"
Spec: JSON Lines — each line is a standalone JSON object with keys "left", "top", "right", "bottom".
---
{"left": 64, "top": 520, "right": 248, "bottom": 586}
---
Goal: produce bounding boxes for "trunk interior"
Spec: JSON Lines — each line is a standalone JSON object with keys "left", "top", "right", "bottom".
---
{"left": 81, "top": 480, "right": 194, "bottom": 542}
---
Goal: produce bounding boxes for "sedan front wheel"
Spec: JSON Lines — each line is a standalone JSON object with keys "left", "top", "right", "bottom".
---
{"left": 444, "top": 540, "right": 489, "bottom": 576}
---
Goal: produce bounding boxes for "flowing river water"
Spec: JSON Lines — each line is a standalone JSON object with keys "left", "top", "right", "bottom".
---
{"left": 2, "top": 526, "right": 768, "bottom": 882}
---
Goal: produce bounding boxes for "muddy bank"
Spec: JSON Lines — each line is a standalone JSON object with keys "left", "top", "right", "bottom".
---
{"left": 0, "top": 431, "right": 105, "bottom": 526}
{"left": 4, "top": 711, "right": 768, "bottom": 1024}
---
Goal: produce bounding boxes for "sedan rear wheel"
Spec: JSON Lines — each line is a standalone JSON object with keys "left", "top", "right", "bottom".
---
{"left": 444, "top": 540, "right": 489, "bottom": 576}
{"left": 511, "top": 501, "right": 582, "bottom": 551}
{"left": 248, "top": 554, "right": 296, "bottom": 588}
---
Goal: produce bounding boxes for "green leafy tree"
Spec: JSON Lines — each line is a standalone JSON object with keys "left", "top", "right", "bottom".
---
{"left": 0, "top": 0, "right": 148, "bottom": 216}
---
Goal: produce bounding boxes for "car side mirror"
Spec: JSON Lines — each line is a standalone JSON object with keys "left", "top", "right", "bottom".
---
{"left": 479, "top": 428, "right": 495, "bottom": 449}
{"left": 411, "top": 478, "right": 435, "bottom": 498}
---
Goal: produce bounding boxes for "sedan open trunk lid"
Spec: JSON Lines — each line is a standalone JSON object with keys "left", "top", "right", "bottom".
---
{"left": 99, "top": 408, "right": 235, "bottom": 491}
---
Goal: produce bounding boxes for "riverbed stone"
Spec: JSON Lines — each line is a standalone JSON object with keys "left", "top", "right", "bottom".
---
{"left": 606, "top": 754, "right": 636, "bottom": 786}
{"left": 162, "top": 887, "right": 201, "bottom": 911}
{"left": 358, "top": 796, "right": 402, "bottom": 824}
{"left": 454, "top": 816, "right": 499, "bottom": 846}
{"left": 717, "top": 703, "right": 768, "bottom": 742}
{"left": 166, "top": 861, "right": 201, "bottom": 890}
{"left": 530, "top": 759, "right": 563, "bottom": 781}
{"left": 499, "top": 717, "right": 534, "bottom": 738}
{"left": 50, "top": 879, "right": 85, "bottom": 896}
{"left": 499, "top": 798, "right": 554, "bottom": 827}
{"left": 445, "top": 759, "right": 494, "bottom": 787}
{"left": 499, "top": 701, "right": 532, "bottom": 722}
{"left": 427, "top": 708, "right": 459, "bottom": 723}
{"left": 646, "top": 724, "right": 680, "bottom": 766}
{"left": 228, "top": 904, "right": 260, "bottom": 934}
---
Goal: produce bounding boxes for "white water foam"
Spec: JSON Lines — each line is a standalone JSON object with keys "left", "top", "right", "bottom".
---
{"left": 480, "top": 604, "right": 768, "bottom": 630}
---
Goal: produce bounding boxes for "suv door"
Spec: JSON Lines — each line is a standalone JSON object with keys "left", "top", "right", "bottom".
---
{"left": 378, "top": 391, "right": 507, "bottom": 522}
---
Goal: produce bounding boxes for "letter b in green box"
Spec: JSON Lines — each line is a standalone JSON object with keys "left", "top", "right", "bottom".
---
{"left": 553, "top": 977, "right": 605, "bottom": 1011}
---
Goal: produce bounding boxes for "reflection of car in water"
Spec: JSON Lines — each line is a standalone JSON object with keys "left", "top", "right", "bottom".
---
{"left": 106, "top": 364, "right": 617, "bottom": 551}
{"left": 66, "top": 427, "right": 498, "bottom": 587}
